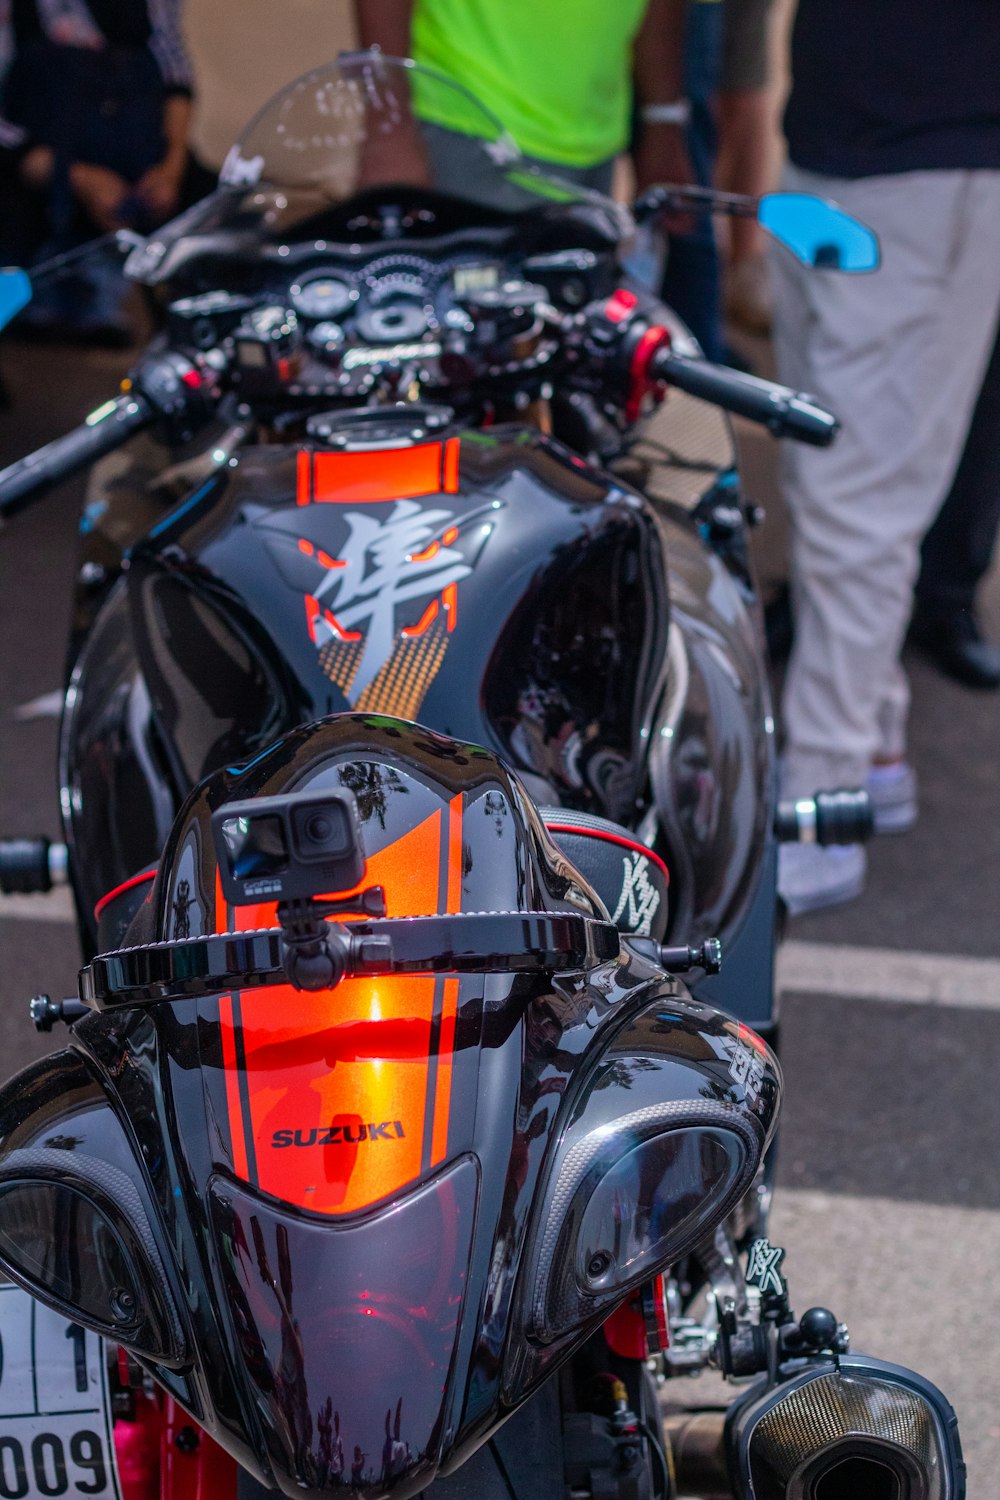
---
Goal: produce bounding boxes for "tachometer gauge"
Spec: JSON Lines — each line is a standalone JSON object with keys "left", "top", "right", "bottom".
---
{"left": 289, "top": 275, "right": 353, "bottom": 320}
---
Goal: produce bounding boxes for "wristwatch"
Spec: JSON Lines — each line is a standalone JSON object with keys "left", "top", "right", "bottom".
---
{"left": 640, "top": 99, "right": 691, "bottom": 126}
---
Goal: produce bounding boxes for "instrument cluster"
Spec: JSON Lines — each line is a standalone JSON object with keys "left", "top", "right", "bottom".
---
{"left": 167, "top": 242, "right": 602, "bottom": 405}
{"left": 261, "top": 252, "right": 500, "bottom": 396}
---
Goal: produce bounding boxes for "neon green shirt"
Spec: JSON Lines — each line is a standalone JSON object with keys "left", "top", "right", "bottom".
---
{"left": 411, "top": 0, "right": 649, "bottom": 168}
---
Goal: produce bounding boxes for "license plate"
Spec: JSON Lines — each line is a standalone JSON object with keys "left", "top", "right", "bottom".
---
{"left": 0, "top": 1285, "right": 121, "bottom": 1499}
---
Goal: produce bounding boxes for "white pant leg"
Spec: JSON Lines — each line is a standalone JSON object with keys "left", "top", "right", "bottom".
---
{"left": 771, "top": 165, "right": 1000, "bottom": 798}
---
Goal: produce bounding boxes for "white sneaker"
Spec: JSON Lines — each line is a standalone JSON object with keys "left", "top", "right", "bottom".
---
{"left": 778, "top": 842, "right": 867, "bottom": 916}
{"left": 866, "top": 761, "right": 918, "bottom": 834}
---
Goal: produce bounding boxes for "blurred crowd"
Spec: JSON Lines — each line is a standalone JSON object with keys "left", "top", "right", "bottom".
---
{"left": 1, "top": 0, "right": 998, "bottom": 914}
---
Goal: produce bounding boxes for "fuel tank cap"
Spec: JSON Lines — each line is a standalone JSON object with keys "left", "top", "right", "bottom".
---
{"left": 305, "top": 404, "right": 455, "bottom": 450}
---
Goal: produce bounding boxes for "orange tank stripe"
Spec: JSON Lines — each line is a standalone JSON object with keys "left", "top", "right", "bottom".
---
{"left": 214, "top": 870, "right": 251, "bottom": 1181}
{"left": 431, "top": 978, "right": 459, "bottom": 1166}
{"left": 443, "top": 436, "right": 460, "bottom": 493}
{"left": 222, "top": 810, "right": 446, "bottom": 1214}
{"left": 431, "top": 794, "right": 464, "bottom": 1165}
{"left": 296, "top": 449, "right": 312, "bottom": 505}
{"left": 311, "top": 444, "right": 445, "bottom": 503}
{"left": 447, "top": 792, "right": 463, "bottom": 913}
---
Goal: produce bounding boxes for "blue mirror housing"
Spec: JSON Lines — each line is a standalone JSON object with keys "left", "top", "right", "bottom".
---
{"left": 758, "top": 193, "right": 880, "bottom": 272}
{"left": 0, "top": 267, "right": 32, "bottom": 329}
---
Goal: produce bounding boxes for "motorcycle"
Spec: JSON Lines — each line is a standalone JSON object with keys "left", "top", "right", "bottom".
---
{"left": 0, "top": 50, "right": 964, "bottom": 1500}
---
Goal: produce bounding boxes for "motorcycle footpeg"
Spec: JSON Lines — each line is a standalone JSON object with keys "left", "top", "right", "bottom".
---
{"left": 0, "top": 837, "right": 69, "bottom": 893}
{"left": 774, "top": 788, "right": 874, "bottom": 845}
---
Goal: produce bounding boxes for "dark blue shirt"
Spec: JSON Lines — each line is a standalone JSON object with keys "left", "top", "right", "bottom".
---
{"left": 785, "top": 0, "right": 1000, "bottom": 178}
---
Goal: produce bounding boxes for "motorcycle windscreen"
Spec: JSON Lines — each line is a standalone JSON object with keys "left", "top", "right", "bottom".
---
{"left": 209, "top": 1157, "right": 478, "bottom": 1500}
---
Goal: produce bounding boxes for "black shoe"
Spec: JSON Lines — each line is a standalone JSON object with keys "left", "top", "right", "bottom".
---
{"left": 909, "top": 606, "right": 1000, "bottom": 690}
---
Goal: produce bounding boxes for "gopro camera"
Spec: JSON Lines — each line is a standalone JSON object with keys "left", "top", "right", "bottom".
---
{"left": 212, "top": 790, "right": 366, "bottom": 904}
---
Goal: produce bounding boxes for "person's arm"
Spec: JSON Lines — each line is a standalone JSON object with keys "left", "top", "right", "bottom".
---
{"left": 354, "top": 0, "right": 415, "bottom": 55}
{"left": 138, "top": 0, "right": 194, "bottom": 221}
{"left": 631, "top": 0, "right": 696, "bottom": 195}
{"left": 351, "top": 0, "right": 431, "bottom": 187}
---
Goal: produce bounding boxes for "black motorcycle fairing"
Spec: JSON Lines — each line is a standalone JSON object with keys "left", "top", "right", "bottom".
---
{"left": 58, "top": 582, "right": 179, "bottom": 939}
{"left": 0, "top": 719, "right": 780, "bottom": 1500}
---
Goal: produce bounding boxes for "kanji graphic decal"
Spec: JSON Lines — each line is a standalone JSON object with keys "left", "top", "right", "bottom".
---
{"left": 262, "top": 443, "right": 498, "bottom": 719}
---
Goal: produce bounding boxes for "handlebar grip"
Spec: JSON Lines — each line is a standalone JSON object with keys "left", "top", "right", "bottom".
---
{"left": 651, "top": 349, "right": 839, "bottom": 446}
{"left": 0, "top": 392, "right": 153, "bottom": 519}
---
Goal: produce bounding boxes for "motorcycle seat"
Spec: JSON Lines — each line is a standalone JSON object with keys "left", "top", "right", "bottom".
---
{"left": 539, "top": 808, "right": 668, "bottom": 942}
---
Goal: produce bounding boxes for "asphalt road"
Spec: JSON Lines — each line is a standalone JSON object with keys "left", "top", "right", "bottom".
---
{"left": 1, "top": 335, "right": 998, "bottom": 1492}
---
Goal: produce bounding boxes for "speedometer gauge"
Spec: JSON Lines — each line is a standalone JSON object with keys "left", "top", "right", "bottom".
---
{"left": 289, "top": 276, "right": 353, "bottom": 320}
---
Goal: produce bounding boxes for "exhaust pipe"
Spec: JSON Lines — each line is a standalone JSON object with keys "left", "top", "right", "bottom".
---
{"left": 726, "top": 1355, "right": 966, "bottom": 1499}
{"left": 663, "top": 1410, "right": 729, "bottom": 1497}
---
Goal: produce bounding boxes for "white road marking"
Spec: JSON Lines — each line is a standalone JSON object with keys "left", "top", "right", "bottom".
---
{"left": 779, "top": 939, "right": 1000, "bottom": 1010}
{"left": 12, "top": 690, "right": 63, "bottom": 721}
{"left": 0, "top": 886, "right": 75, "bottom": 923}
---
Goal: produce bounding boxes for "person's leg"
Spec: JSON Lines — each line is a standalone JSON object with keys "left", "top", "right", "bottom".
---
{"left": 772, "top": 165, "right": 1000, "bottom": 839}
{"left": 911, "top": 310, "right": 1000, "bottom": 687}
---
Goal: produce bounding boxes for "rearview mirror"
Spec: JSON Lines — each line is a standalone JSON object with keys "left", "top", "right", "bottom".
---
{"left": 0, "top": 268, "right": 31, "bottom": 330}
{"left": 759, "top": 193, "right": 879, "bottom": 272}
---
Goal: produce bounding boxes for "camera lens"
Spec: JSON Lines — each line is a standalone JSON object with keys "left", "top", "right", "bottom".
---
{"left": 304, "top": 812, "right": 335, "bottom": 844}
{"left": 291, "top": 798, "right": 351, "bottom": 862}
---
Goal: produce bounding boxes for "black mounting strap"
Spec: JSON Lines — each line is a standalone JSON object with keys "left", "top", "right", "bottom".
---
{"left": 79, "top": 911, "right": 621, "bottom": 1008}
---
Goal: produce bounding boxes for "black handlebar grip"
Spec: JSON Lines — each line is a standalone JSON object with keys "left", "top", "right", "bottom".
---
{"left": 0, "top": 392, "right": 153, "bottom": 520}
{"left": 652, "top": 349, "right": 839, "bottom": 447}
{"left": 775, "top": 788, "right": 874, "bottom": 845}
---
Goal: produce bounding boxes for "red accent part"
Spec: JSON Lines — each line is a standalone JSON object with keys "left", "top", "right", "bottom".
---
{"left": 159, "top": 1396, "right": 237, "bottom": 1500}
{"left": 604, "top": 287, "right": 639, "bottom": 324}
{"left": 650, "top": 1272, "right": 671, "bottom": 1356}
{"left": 296, "top": 449, "right": 312, "bottom": 505}
{"left": 409, "top": 540, "right": 441, "bottom": 563}
{"left": 317, "top": 548, "right": 343, "bottom": 570}
{"left": 298, "top": 538, "right": 314, "bottom": 556}
{"left": 543, "top": 823, "right": 670, "bottom": 885}
{"left": 112, "top": 1389, "right": 161, "bottom": 1500}
{"left": 443, "top": 436, "right": 461, "bottom": 493}
{"left": 442, "top": 525, "right": 459, "bottom": 545}
{"left": 323, "top": 607, "right": 363, "bottom": 642}
{"left": 181, "top": 369, "right": 202, "bottom": 389}
{"left": 401, "top": 599, "right": 439, "bottom": 637}
{"left": 603, "top": 1299, "right": 648, "bottom": 1360}
{"left": 296, "top": 443, "right": 450, "bottom": 505}
{"left": 276, "top": 357, "right": 292, "bottom": 383}
{"left": 738, "top": 1020, "right": 769, "bottom": 1056}
{"left": 442, "top": 581, "right": 458, "bottom": 631}
{"left": 626, "top": 324, "right": 670, "bottom": 425}
{"left": 93, "top": 868, "right": 156, "bottom": 922}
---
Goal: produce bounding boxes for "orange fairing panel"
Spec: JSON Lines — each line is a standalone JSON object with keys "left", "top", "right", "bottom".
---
{"left": 218, "top": 797, "right": 465, "bottom": 1215}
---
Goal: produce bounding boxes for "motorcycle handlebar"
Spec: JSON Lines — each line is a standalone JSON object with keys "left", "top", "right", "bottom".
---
{"left": 651, "top": 347, "right": 839, "bottom": 447}
{"left": 0, "top": 391, "right": 154, "bottom": 520}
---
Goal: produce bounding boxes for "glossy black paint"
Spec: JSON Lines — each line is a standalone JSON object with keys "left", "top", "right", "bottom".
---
{"left": 0, "top": 720, "right": 781, "bottom": 1500}
{"left": 62, "top": 414, "right": 775, "bottom": 1008}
